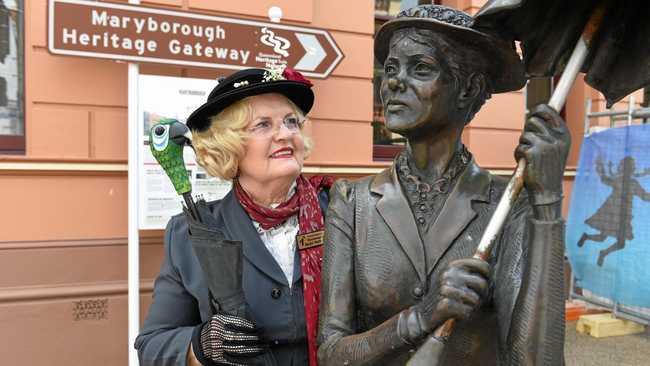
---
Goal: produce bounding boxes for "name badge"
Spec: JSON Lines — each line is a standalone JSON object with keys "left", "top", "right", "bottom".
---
{"left": 297, "top": 230, "right": 325, "bottom": 250}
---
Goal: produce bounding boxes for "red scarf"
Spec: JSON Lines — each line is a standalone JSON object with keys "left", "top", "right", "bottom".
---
{"left": 234, "top": 174, "right": 333, "bottom": 366}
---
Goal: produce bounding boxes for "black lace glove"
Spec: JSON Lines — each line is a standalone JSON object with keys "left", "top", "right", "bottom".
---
{"left": 398, "top": 258, "right": 490, "bottom": 343}
{"left": 191, "top": 312, "right": 266, "bottom": 366}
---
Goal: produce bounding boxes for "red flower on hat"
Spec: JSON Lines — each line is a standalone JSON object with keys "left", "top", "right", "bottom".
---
{"left": 282, "top": 68, "right": 313, "bottom": 87}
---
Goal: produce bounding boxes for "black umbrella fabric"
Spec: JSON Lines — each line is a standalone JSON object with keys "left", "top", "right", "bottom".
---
{"left": 474, "top": 0, "right": 650, "bottom": 107}
{"left": 186, "top": 201, "right": 279, "bottom": 365}
{"left": 185, "top": 200, "right": 248, "bottom": 317}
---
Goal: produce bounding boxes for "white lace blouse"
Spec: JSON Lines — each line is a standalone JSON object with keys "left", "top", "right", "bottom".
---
{"left": 250, "top": 183, "right": 299, "bottom": 287}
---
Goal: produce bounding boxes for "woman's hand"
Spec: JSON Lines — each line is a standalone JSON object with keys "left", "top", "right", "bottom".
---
{"left": 191, "top": 312, "right": 266, "bottom": 366}
{"left": 515, "top": 104, "right": 571, "bottom": 219}
{"left": 412, "top": 258, "right": 490, "bottom": 335}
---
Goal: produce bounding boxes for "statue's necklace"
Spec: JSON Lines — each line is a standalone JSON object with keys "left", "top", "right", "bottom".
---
{"left": 397, "top": 146, "right": 471, "bottom": 228}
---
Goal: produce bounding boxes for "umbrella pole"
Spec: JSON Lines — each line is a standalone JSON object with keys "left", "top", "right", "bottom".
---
{"left": 549, "top": 3, "right": 606, "bottom": 111}
{"left": 548, "top": 38, "right": 589, "bottom": 111}
{"left": 407, "top": 5, "right": 607, "bottom": 366}
{"left": 182, "top": 191, "right": 201, "bottom": 222}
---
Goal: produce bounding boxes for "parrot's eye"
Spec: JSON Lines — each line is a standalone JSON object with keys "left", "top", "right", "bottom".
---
{"left": 151, "top": 123, "right": 170, "bottom": 152}
{"left": 154, "top": 125, "right": 166, "bottom": 137}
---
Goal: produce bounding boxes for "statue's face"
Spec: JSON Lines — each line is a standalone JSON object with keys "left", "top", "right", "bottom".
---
{"left": 380, "top": 33, "right": 458, "bottom": 135}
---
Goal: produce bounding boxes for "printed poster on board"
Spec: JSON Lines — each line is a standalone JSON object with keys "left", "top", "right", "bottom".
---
{"left": 566, "top": 124, "right": 650, "bottom": 309}
{"left": 138, "top": 74, "right": 232, "bottom": 230}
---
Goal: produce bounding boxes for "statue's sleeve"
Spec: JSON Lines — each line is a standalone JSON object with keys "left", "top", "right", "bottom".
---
{"left": 317, "top": 180, "right": 411, "bottom": 366}
{"left": 493, "top": 198, "right": 566, "bottom": 366}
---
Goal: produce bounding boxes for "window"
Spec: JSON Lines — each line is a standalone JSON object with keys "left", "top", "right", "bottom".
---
{"left": 373, "top": 1, "right": 440, "bottom": 161}
{"left": 0, "top": 0, "right": 24, "bottom": 154}
{"left": 526, "top": 76, "right": 566, "bottom": 121}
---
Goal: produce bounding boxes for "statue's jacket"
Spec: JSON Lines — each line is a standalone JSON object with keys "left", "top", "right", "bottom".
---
{"left": 318, "top": 158, "right": 566, "bottom": 365}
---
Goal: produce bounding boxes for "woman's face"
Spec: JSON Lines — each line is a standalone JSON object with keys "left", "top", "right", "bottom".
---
{"left": 238, "top": 93, "right": 306, "bottom": 184}
{"left": 380, "top": 33, "right": 458, "bottom": 136}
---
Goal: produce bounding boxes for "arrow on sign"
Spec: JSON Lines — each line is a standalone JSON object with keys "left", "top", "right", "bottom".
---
{"left": 294, "top": 33, "right": 326, "bottom": 72}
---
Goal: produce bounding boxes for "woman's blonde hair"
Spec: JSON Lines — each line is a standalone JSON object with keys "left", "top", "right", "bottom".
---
{"left": 192, "top": 94, "right": 312, "bottom": 180}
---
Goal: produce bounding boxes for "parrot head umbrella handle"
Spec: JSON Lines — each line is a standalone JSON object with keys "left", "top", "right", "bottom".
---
{"left": 149, "top": 119, "right": 201, "bottom": 221}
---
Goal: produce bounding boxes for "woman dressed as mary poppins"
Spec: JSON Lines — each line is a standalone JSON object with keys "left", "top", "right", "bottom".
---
{"left": 318, "top": 5, "right": 570, "bottom": 366}
{"left": 136, "top": 68, "right": 331, "bottom": 366}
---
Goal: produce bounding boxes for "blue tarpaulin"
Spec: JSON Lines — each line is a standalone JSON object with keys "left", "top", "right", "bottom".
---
{"left": 566, "top": 124, "right": 650, "bottom": 308}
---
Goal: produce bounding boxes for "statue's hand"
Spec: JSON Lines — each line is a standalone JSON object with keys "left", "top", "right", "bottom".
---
{"left": 515, "top": 104, "right": 571, "bottom": 208}
{"left": 415, "top": 258, "right": 489, "bottom": 334}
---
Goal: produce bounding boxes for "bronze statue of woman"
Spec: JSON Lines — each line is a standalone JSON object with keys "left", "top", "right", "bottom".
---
{"left": 318, "top": 5, "right": 570, "bottom": 365}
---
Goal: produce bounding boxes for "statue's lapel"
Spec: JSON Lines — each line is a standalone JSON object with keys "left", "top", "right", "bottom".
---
{"left": 371, "top": 166, "right": 427, "bottom": 283}
{"left": 423, "top": 160, "right": 491, "bottom": 275}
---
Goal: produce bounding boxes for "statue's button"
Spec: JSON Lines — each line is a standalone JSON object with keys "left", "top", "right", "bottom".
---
{"left": 412, "top": 286, "right": 424, "bottom": 298}
{"left": 417, "top": 217, "right": 425, "bottom": 225}
{"left": 419, "top": 192, "right": 427, "bottom": 199}
{"left": 271, "top": 288, "right": 282, "bottom": 299}
{"left": 419, "top": 204, "right": 427, "bottom": 211}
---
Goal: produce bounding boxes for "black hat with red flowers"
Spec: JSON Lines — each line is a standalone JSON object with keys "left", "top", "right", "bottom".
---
{"left": 186, "top": 67, "right": 314, "bottom": 132}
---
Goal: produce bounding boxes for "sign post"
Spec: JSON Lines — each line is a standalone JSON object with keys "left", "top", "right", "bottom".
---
{"left": 48, "top": 0, "right": 344, "bottom": 78}
{"left": 127, "top": 1, "right": 140, "bottom": 365}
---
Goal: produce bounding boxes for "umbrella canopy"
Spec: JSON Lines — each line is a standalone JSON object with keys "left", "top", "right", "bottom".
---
{"left": 474, "top": 0, "right": 650, "bottom": 107}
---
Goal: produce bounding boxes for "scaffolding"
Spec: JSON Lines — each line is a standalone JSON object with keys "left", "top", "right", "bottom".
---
{"left": 568, "top": 95, "right": 650, "bottom": 325}
{"left": 583, "top": 95, "right": 650, "bottom": 135}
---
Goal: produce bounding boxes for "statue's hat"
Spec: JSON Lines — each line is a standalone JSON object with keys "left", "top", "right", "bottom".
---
{"left": 375, "top": 5, "right": 525, "bottom": 93}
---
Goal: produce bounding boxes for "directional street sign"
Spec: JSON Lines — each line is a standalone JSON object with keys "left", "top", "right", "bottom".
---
{"left": 48, "top": 0, "right": 344, "bottom": 78}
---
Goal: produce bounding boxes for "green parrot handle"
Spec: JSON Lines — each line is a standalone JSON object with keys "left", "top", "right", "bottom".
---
{"left": 149, "top": 119, "right": 200, "bottom": 221}
{"left": 150, "top": 118, "right": 192, "bottom": 194}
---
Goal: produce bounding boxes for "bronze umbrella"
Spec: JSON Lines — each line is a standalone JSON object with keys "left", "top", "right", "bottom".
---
{"left": 475, "top": 0, "right": 650, "bottom": 108}
{"left": 408, "top": 1, "right": 650, "bottom": 364}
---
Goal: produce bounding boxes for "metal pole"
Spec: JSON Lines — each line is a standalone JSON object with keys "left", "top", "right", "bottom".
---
{"left": 627, "top": 95, "right": 635, "bottom": 126}
{"left": 642, "top": 87, "right": 650, "bottom": 124}
{"left": 570, "top": 293, "right": 650, "bottom": 325}
{"left": 590, "top": 110, "right": 629, "bottom": 118}
{"left": 128, "top": 1, "right": 140, "bottom": 365}
{"left": 633, "top": 108, "right": 650, "bottom": 120}
{"left": 584, "top": 99, "right": 592, "bottom": 135}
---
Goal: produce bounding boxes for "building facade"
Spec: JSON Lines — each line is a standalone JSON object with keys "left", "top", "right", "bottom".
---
{"left": 0, "top": 0, "right": 643, "bottom": 364}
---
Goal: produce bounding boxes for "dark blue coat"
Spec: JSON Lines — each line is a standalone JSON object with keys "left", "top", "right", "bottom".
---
{"left": 135, "top": 189, "right": 329, "bottom": 365}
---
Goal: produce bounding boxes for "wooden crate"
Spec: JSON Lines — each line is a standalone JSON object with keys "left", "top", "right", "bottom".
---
{"left": 576, "top": 313, "right": 646, "bottom": 338}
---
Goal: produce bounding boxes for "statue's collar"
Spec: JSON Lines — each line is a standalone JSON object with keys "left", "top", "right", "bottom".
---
{"left": 370, "top": 151, "right": 492, "bottom": 278}
{"left": 371, "top": 154, "right": 492, "bottom": 204}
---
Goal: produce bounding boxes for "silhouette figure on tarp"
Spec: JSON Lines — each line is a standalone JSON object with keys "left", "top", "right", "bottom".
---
{"left": 577, "top": 156, "right": 650, "bottom": 266}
